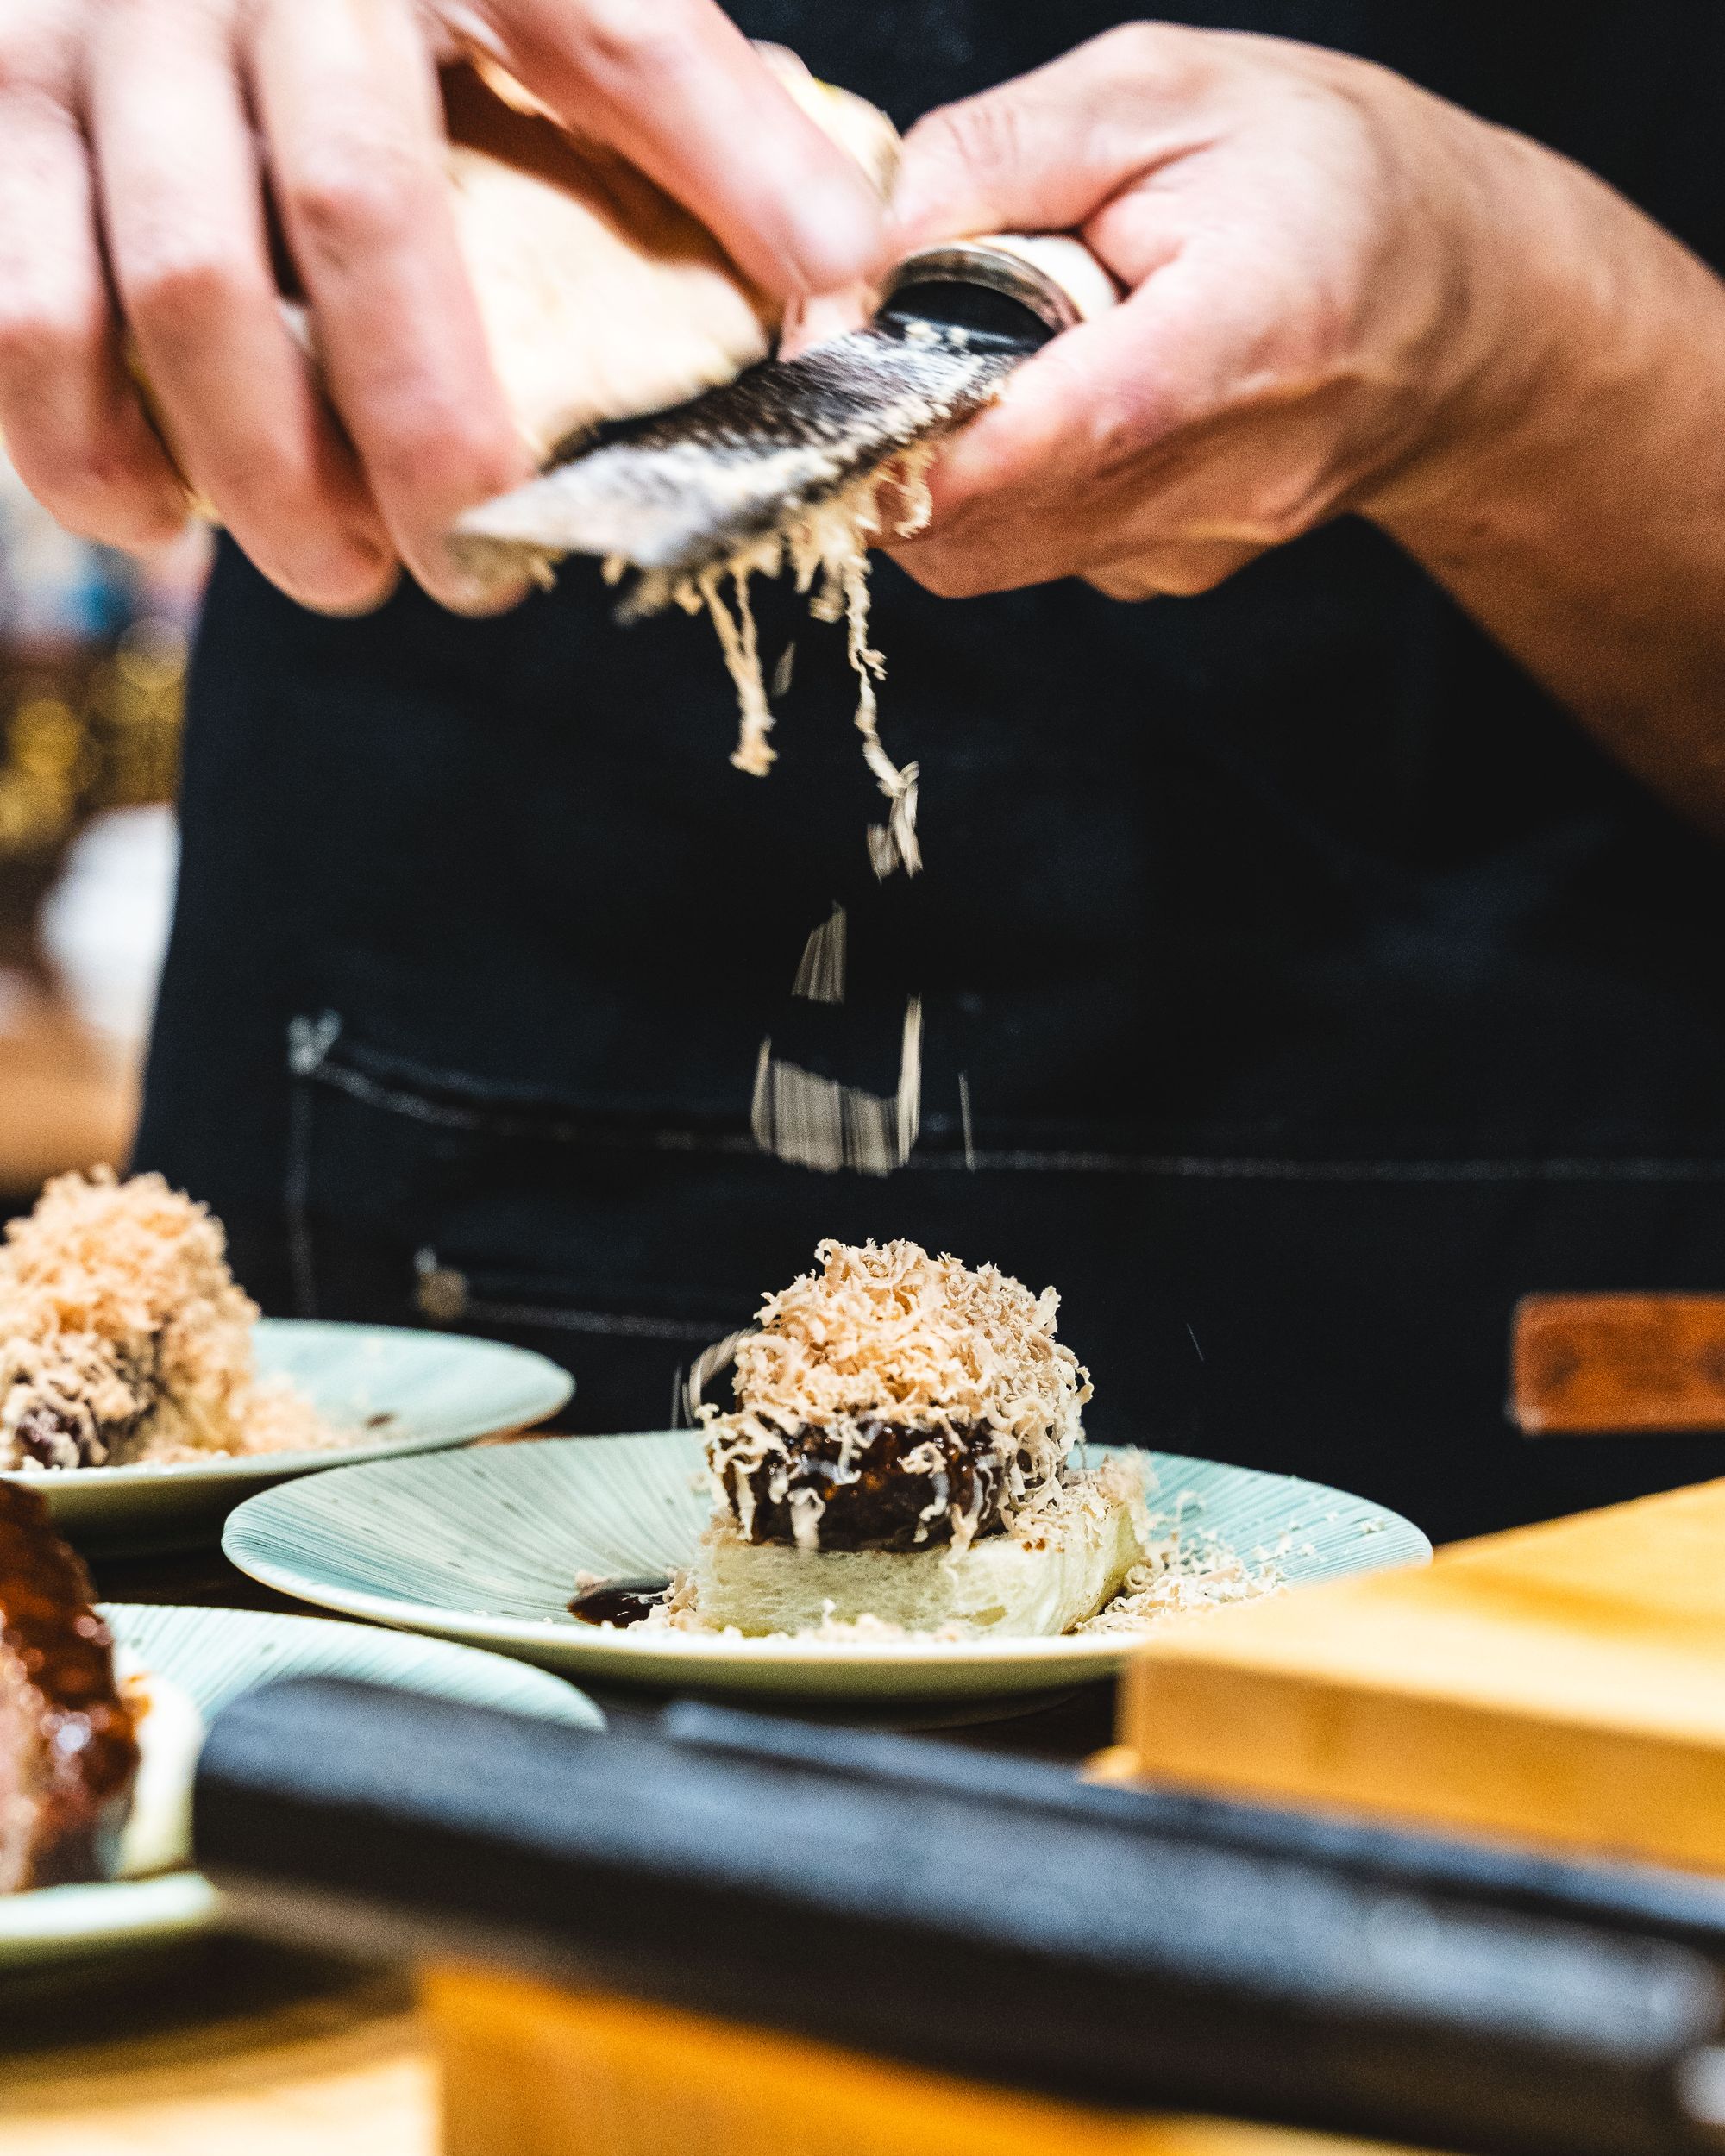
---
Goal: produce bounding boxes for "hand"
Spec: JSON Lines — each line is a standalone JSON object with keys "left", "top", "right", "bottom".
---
{"left": 0, "top": 0, "right": 885, "bottom": 614}
{"left": 882, "top": 24, "right": 1579, "bottom": 602}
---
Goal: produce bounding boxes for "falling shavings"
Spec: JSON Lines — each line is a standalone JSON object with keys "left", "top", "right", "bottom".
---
{"left": 750, "top": 994, "right": 921, "bottom": 1176}
{"left": 791, "top": 904, "right": 847, "bottom": 1005}
{"left": 630, "top": 444, "right": 937, "bottom": 879}
{"left": 680, "top": 1326, "right": 757, "bottom": 1428}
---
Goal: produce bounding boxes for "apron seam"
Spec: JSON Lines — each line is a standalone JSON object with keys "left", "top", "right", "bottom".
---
{"left": 289, "top": 1012, "right": 1725, "bottom": 1181}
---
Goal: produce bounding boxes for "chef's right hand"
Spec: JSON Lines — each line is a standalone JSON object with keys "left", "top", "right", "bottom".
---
{"left": 0, "top": 0, "right": 885, "bottom": 614}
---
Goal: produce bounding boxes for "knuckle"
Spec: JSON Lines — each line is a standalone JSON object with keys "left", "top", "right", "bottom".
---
{"left": 1088, "top": 21, "right": 1211, "bottom": 91}
{"left": 1241, "top": 473, "right": 1334, "bottom": 550}
{"left": 1088, "top": 566, "right": 1157, "bottom": 603}
{"left": 368, "top": 407, "right": 521, "bottom": 511}
{"left": 0, "top": 15, "right": 73, "bottom": 104}
{"left": 1268, "top": 284, "right": 1358, "bottom": 383}
{"left": 282, "top": 134, "right": 425, "bottom": 262}
{"left": 892, "top": 545, "right": 986, "bottom": 602}
{"left": 1156, "top": 561, "right": 1226, "bottom": 598}
{"left": 576, "top": 0, "right": 699, "bottom": 78}
{"left": 1151, "top": 543, "right": 1251, "bottom": 597}
{"left": 123, "top": 247, "right": 249, "bottom": 339}
{"left": 917, "top": 88, "right": 1026, "bottom": 185}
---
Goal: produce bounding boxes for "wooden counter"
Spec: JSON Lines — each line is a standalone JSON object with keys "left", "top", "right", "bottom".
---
{"left": 0, "top": 976, "right": 135, "bottom": 1197}
{"left": 0, "top": 1945, "right": 1415, "bottom": 2156}
{"left": 0, "top": 1942, "right": 431, "bottom": 2156}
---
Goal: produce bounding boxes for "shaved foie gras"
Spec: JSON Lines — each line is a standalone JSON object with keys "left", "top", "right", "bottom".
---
{"left": 645, "top": 1240, "right": 1146, "bottom": 1639}
{"left": 705, "top": 1240, "right": 1092, "bottom": 1551}
{"left": 442, "top": 54, "right": 899, "bottom": 465}
{"left": 0, "top": 1480, "right": 137, "bottom": 1890}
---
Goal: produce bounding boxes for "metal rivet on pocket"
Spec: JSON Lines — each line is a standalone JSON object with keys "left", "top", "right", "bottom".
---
{"left": 414, "top": 1248, "right": 470, "bottom": 1324}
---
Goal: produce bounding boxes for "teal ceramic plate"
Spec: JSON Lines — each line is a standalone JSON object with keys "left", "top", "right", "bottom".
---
{"left": 3, "top": 1319, "right": 574, "bottom": 1553}
{"left": 0, "top": 1601, "right": 600, "bottom": 1971}
{"left": 223, "top": 1433, "right": 1433, "bottom": 1705}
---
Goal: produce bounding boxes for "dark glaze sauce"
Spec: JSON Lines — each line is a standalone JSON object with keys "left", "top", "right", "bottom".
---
{"left": 0, "top": 1478, "right": 140, "bottom": 1886}
{"left": 724, "top": 1419, "right": 1007, "bottom": 1551}
{"left": 568, "top": 1581, "right": 671, "bottom": 1628}
{"left": 11, "top": 1345, "right": 154, "bottom": 1469}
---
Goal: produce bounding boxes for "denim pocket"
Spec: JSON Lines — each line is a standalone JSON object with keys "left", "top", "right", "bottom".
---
{"left": 284, "top": 1012, "right": 756, "bottom": 1430}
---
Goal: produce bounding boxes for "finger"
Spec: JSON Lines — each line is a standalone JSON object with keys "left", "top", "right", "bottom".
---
{"left": 1088, "top": 540, "right": 1261, "bottom": 602}
{"left": 1086, "top": 563, "right": 1161, "bottom": 603}
{"left": 454, "top": 0, "right": 885, "bottom": 297}
{"left": 888, "top": 22, "right": 1218, "bottom": 256}
{"left": 0, "top": 18, "right": 186, "bottom": 548}
{"left": 91, "top": 0, "right": 398, "bottom": 614}
{"left": 248, "top": 0, "right": 530, "bottom": 613}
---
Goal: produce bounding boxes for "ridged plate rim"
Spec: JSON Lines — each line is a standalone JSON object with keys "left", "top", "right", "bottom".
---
{"left": 0, "top": 1319, "right": 574, "bottom": 1494}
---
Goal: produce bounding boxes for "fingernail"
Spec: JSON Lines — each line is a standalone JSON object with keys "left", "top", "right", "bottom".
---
{"left": 325, "top": 558, "right": 402, "bottom": 619}
{"left": 430, "top": 551, "right": 534, "bottom": 617}
{"left": 287, "top": 542, "right": 401, "bottom": 619}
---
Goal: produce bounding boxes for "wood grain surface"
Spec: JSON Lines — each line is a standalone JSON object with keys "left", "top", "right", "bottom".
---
{"left": 427, "top": 1965, "right": 1417, "bottom": 2156}
{"left": 0, "top": 1942, "right": 431, "bottom": 2156}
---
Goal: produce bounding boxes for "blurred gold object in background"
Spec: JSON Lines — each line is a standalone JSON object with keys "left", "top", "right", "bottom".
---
{"left": 0, "top": 446, "right": 210, "bottom": 1199}
{"left": 0, "top": 620, "right": 186, "bottom": 875}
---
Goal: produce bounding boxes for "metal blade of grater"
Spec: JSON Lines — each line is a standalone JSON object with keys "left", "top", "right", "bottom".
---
{"left": 451, "top": 313, "right": 1032, "bottom": 584}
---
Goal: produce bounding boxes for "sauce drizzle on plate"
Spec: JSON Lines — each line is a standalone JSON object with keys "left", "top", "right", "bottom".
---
{"left": 568, "top": 1581, "right": 670, "bottom": 1629}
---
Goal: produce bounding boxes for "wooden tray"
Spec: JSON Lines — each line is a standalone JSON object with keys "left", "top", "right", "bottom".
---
{"left": 1119, "top": 1476, "right": 1725, "bottom": 1872}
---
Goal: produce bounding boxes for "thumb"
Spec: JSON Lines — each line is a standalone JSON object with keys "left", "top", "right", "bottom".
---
{"left": 889, "top": 234, "right": 1300, "bottom": 591}
{"left": 887, "top": 26, "right": 1211, "bottom": 254}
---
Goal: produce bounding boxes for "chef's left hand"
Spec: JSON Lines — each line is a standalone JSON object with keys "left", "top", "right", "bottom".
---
{"left": 881, "top": 24, "right": 1586, "bottom": 600}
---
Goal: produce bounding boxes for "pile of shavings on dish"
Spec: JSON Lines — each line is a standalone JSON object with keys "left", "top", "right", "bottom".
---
{"left": 697, "top": 1236, "right": 1092, "bottom": 1555}
{"left": 0, "top": 1169, "right": 337, "bottom": 1470}
{"left": 1072, "top": 1476, "right": 1286, "bottom": 1636}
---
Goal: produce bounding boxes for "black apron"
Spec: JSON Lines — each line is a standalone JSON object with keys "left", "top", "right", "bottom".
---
{"left": 136, "top": 2, "right": 1725, "bottom": 1544}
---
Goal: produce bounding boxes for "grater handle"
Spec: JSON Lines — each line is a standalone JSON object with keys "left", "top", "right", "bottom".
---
{"left": 884, "top": 233, "right": 1120, "bottom": 335}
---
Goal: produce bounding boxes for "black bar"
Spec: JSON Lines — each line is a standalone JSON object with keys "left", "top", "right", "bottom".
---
{"left": 194, "top": 1680, "right": 1725, "bottom": 2156}
{"left": 662, "top": 1702, "right": 1725, "bottom": 1957}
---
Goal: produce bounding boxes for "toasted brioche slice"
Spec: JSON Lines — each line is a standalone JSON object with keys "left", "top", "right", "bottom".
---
{"left": 691, "top": 1472, "right": 1145, "bottom": 1639}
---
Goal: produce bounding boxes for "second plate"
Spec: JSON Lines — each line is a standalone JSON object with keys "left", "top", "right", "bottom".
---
{"left": 4, "top": 1318, "right": 574, "bottom": 1553}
